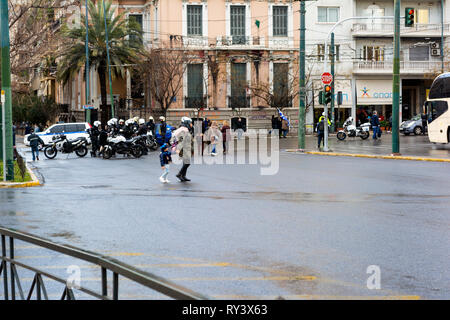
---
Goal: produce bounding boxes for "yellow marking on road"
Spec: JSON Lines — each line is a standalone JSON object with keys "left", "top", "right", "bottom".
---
{"left": 29, "top": 262, "right": 232, "bottom": 270}
{"left": 107, "top": 252, "right": 144, "bottom": 257}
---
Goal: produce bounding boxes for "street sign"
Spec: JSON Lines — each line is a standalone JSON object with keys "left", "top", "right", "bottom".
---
{"left": 321, "top": 72, "right": 333, "bottom": 85}
{"left": 83, "top": 105, "right": 94, "bottom": 110}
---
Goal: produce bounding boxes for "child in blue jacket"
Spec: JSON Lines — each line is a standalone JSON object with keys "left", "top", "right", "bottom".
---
{"left": 159, "top": 143, "right": 172, "bottom": 183}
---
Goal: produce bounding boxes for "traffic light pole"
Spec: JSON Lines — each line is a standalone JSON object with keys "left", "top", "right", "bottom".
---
{"left": 330, "top": 32, "right": 335, "bottom": 133}
{"left": 85, "top": 0, "right": 91, "bottom": 124}
{"left": 298, "top": 0, "right": 306, "bottom": 150}
{"left": 1, "top": 0, "right": 14, "bottom": 181}
{"left": 392, "top": 0, "right": 400, "bottom": 155}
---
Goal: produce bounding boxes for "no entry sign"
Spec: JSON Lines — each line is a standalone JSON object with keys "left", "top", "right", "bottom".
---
{"left": 321, "top": 72, "right": 333, "bottom": 85}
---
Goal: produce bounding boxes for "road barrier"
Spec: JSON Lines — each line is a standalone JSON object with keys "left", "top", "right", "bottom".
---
{"left": 0, "top": 226, "right": 208, "bottom": 300}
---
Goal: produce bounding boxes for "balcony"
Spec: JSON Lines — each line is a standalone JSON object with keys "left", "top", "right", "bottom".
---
{"left": 185, "top": 96, "right": 207, "bottom": 109}
{"left": 268, "top": 37, "right": 295, "bottom": 49}
{"left": 353, "top": 60, "right": 442, "bottom": 74}
{"left": 352, "top": 22, "right": 450, "bottom": 38}
{"left": 228, "top": 95, "right": 250, "bottom": 109}
{"left": 215, "top": 36, "right": 265, "bottom": 49}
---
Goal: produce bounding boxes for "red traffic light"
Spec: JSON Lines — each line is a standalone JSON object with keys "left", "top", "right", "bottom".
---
{"left": 408, "top": 9, "right": 414, "bottom": 15}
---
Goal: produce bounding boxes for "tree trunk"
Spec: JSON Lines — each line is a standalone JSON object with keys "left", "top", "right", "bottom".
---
{"left": 98, "top": 64, "right": 109, "bottom": 125}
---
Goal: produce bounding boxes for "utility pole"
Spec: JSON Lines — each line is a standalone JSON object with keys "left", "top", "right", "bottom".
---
{"left": 441, "top": 0, "right": 445, "bottom": 73}
{"left": 102, "top": 0, "right": 115, "bottom": 119}
{"left": 330, "top": 32, "right": 335, "bottom": 133}
{"left": 392, "top": 0, "right": 400, "bottom": 155}
{"left": 1, "top": 0, "right": 14, "bottom": 181}
{"left": 85, "top": 0, "right": 91, "bottom": 124}
{"left": 298, "top": 0, "right": 306, "bottom": 150}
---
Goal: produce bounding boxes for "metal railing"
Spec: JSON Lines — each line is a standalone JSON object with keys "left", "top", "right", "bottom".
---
{"left": 0, "top": 226, "right": 208, "bottom": 300}
{"left": 352, "top": 22, "right": 450, "bottom": 34}
{"left": 353, "top": 60, "right": 442, "bottom": 72}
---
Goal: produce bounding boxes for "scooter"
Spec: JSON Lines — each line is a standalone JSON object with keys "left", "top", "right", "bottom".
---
{"left": 102, "top": 135, "right": 142, "bottom": 159}
{"left": 337, "top": 117, "right": 370, "bottom": 140}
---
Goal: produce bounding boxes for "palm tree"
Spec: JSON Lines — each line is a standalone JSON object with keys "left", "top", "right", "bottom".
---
{"left": 57, "top": 0, "right": 142, "bottom": 124}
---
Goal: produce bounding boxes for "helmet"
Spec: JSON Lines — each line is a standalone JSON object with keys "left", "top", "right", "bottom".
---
{"left": 160, "top": 143, "right": 168, "bottom": 151}
{"left": 125, "top": 119, "right": 133, "bottom": 126}
{"left": 139, "top": 119, "right": 145, "bottom": 125}
{"left": 322, "top": 112, "right": 326, "bottom": 116}
{"left": 159, "top": 116, "right": 165, "bottom": 122}
{"left": 119, "top": 119, "right": 125, "bottom": 124}
{"left": 93, "top": 121, "right": 101, "bottom": 127}
{"left": 107, "top": 118, "right": 117, "bottom": 126}
{"left": 181, "top": 116, "right": 192, "bottom": 127}
{"left": 148, "top": 116, "right": 154, "bottom": 121}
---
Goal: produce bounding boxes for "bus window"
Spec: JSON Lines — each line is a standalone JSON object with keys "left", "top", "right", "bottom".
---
{"left": 426, "top": 100, "right": 448, "bottom": 123}
{"left": 429, "top": 73, "right": 450, "bottom": 99}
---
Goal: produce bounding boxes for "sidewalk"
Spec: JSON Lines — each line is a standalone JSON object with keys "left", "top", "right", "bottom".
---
{"left": 280, "top": 133, "right": 450, "bottom": 160}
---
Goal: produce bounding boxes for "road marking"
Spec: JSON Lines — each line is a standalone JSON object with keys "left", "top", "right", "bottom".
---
{"left": 29, "top": 262, "right": 232, "bottom": 269}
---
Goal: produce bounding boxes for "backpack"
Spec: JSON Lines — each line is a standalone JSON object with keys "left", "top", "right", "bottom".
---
{"left": 318, "top": 120, "right": 325, "bottom": 132}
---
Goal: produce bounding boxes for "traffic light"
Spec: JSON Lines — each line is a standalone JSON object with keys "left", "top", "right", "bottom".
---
{"left": 405, "top": 8, "right": 414, "bottom": 27}
{"left": 318, "top": 90, "right": 324, "bottom": 105}
{"left": 324, "top": 85, "right": 332, "bottom": 105}
{"left": 337, "top": 91, "right": 343, "bottom": 105}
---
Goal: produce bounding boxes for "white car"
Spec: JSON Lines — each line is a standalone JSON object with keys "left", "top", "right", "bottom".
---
{"left": 24, "top": 122, "right": 91, "bottom": 147}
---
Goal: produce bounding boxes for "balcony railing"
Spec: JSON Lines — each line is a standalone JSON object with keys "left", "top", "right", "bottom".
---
{"left": 353, "top": 60, "right": 442, "bottom": 73}
{"left": 216, "top": 36, "right": 265, "bottom": 48}
{"left": 185, "top": 96, "right": 207, "bottom": 109}
{"left": 228, "top": 95, "right": 250, "bottom": 109}
{"left": 352, "top": 22, "right": 450, "bottom": 35}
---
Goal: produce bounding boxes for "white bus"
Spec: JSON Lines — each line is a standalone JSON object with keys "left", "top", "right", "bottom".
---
{"left": 425, "top": 73, "right": 450, "bottom": 144}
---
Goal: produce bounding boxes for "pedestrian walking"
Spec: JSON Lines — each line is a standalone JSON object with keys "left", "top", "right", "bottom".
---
{"left": 173, "top": 117, "right": 193, "bottom": 182}
{"left": 221, "top": 120, "right": 231, "bottom": 154}
{"left": 159, "top": 143, "right": 172, "bottom": 183}
{"left": 371, "top": 110, "right": 380, "bottom": 140}
{"left": 276, "top": 116, "right": 282, "bottom": 137}
{"left": 27, "top": 129, "right": 44, "bottom": 161}
{"left": 421, "top": 112, "right": 428, "bottom": 135}
{"left": 316, "top": 118, "right": 325, "bottom": 149}
{"left": 205, "top": 121, "right": 220, "bottom": 156}
{"left": 281, "top": 118, "right": 289, "bottom": 138}
{"left": 387, "top": 114, "right": 392, "bottom": 132}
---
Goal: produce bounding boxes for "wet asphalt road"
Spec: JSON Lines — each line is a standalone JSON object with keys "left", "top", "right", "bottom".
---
{"left": 0, "top": 138, "right": 449, "bottom": 300}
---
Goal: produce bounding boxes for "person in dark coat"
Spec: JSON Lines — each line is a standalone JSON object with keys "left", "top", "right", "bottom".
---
{"left": 421, "top": 112, "right": 428, "bottom": 135}
{"left": 370, "top": 111, "right": 380, "bottom": 140}
{"left": 27, "top": 129, "right": 44, "bottom": 161}
{"left": 221, "top": 121, "right": 231, "bottom": 154}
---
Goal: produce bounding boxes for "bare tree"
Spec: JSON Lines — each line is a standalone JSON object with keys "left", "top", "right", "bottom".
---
{"left": 137, "top": 46, "right": 195, "bottom": 117}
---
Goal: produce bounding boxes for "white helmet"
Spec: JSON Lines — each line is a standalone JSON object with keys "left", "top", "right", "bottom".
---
{"left": 125, "top": 119, "right": 134, "bottom": 126}
{"left": 159, "top": 116, "right": 165, "bottom": 121}
{"left": 148, "top": 116, "right": 154, "bottom": 121}
{"left": 181, "top": 116, "right": 192, "bottom": 127}
{"left": 93, "top": 121, "right": 101, "bottom": 127}
{"left": 139, "top": 119, "right": 145, "bottom": 125}
{"left": 119, "top": 119, "right": 125, "bottom": 124}
{"left": 322, "top": 112, "right": 326, "bottom": 116}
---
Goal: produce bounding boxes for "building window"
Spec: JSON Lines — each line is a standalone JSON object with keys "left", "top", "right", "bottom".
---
{"left": 187, "top": 5, "right": 202, "bottom": 36}
{"left": 129, "top": 14, "right": 143, "bottom": 44}
{"left": 410, "top": 45, "right": 429, "bottom": 61}
{"left": 273, "top": 6, "right": 288, "bottom": 37}
{"left": 416, "top": 8, "right": 429, "bottom": 24}
{"left": 231, "top": 63, "right": 247, "bottom": 108}
{"left": 273, "top": 63, "right": 290, "bottom": 108}
{"left": 187, "top": 64, "right": 204, "bottom": 108}
{"left": 318, "top": 7, "right": 339, "bottom": 23}
{"left": 317, "top": 44, "right": 340, "bottom": 61}
{"left": 230, "top": 5, "right": 246, "bottom": 44}
{"left": 361, "top": 46, "right": 385, "bottom": 61}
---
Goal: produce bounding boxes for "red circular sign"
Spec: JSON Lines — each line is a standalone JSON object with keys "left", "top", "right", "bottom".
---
{"left": 321, "top": 72, "right": 333, "bottom": 85}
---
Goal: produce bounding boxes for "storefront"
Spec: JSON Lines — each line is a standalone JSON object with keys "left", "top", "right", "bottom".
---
{"left": 356, "top": 79, "right": 392, "bottom": 124}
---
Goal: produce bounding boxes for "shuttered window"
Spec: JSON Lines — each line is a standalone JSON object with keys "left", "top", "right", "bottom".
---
{"left": 187, "top": 64, "right": 203, "bottom": 98}
{"left": 187, "top": 5, "right": 202, "bottom": 36}
{"left": 231, "top": 5, "right": 246, "bottom": 44}
{"left": 273, "top": 6, "right": 288, "bottom": 37}
{"left": 231, "top": 63, "right": 247, "bottom": 107}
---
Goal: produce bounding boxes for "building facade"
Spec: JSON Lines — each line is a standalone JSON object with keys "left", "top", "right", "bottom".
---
{"left": 46, "top": 0, "right": 450, "bottom": 132}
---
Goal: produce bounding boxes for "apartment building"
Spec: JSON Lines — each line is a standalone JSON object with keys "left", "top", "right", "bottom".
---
{"left": 52, "top": 0, "right": 450, "bottom": 131}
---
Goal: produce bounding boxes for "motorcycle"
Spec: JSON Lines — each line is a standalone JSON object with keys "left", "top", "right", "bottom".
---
{"left": 102, "top": 135, "right": 143, "bottom": 159}
{"left": 43, "top": 134, "right": 89, "bottom": 159}
{"left": 337, "top": 117, "right": 370, "bottom": 140}
{"left": 145, "top": 131, "right": 158, "bottom": 151}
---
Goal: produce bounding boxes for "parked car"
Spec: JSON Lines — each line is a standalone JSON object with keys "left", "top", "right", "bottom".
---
{"left": 399, "top": 114, "right": 425, "bottom": 135}
{"left": 24, "top": 122, "right": 91, "bottom": 147}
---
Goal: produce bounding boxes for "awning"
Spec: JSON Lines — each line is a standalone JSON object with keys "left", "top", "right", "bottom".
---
{"left": 356, "top": 79, "right": 392, "bottom": 105}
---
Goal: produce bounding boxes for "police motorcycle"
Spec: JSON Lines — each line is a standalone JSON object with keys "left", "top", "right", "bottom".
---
{"left": 102, "top": 118, "right": 143, "bottom": 159}
{"left": 337, "top": 117, "right": 370, "bottom": 140}
{"left": 43, "top": 134, "right": 89, "bottom": 159}
{"left": 145, "top": 130, "right": 158, "bottom": 151}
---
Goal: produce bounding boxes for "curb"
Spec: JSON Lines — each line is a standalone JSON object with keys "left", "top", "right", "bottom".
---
{"left": 285, "top": 150, "right": 450, "bottom": 163}
{"left": 0, "top": 161, "right": 42, "bottom": 189}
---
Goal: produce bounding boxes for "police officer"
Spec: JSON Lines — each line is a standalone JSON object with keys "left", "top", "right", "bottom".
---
{"left": 88, "top": 121, "right": 101, "bottom": 157}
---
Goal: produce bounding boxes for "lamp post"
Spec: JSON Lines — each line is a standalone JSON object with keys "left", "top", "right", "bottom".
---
{"left": 298, "top": 0, "right": 306, "bottom": 150}
{"left": 1, "top": 0, "right": 14, "bottom": 181}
